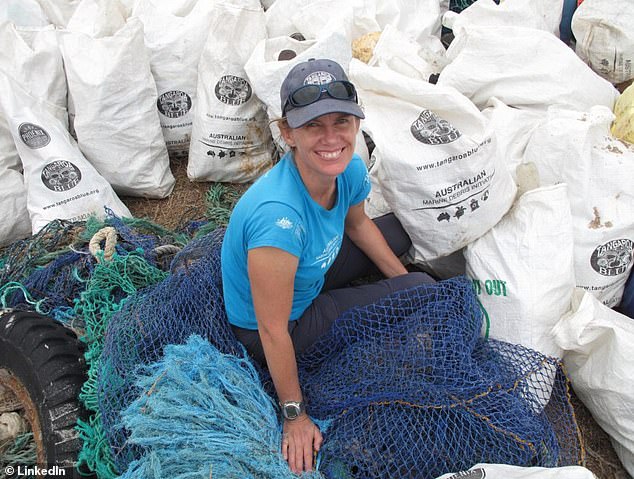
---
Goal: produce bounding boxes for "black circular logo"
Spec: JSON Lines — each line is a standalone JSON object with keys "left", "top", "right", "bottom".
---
{"left": 41, "top": 160, "right": 82, "bottom": 192}
{"left": 590, "top": 238, "right": 634, "bottom": 276}
{"left": 411, "top": 110, "right": 461, "bottom": 145}
{"left": 19, "top": 122, "right": 50, "bottom": 149}
{"left": 214, "top": 75, "right": 252, "bottom": 106}
{"left": 157, "top": 90, "right": 192, "bottom": 118}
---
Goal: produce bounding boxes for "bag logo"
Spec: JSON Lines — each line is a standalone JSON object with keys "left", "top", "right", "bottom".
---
{"left": 157, "top": 90, "right": 192, "bottom": 118}
{"left": 41, "top": 160, "right": 82, "bottom": 192}
{"left": 304, "top": 71, "right": 335, "bottom": 85}
{"left": 590, "top": 238, "right": 634, "bottom": 277}
{"left": 411, "top": 110, "right": 461, "bottom": 145}
{"left": 215, "top": 75, "right": 252, "bottom": 106}
{"left": 446, "top": 469, "right": 486, "bottom": 479}
{"left": 19, "top": 122, "right": 50, "bottom": 149}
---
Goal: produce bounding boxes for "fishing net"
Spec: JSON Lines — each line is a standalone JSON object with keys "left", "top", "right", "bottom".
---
{"left": 296, "top": 276, "right": 583, "bottom": 478}
{"left": 100, "top": 238, "right": 583, "bottom": 479}
{"left": 98, "top": 227, "right": 243, "bottom": 473}
{"left": 118, "top": 335, "right": 321, "bottom": 479}
{"left": 0, "top": 213, "right": 190, "bottom": 329}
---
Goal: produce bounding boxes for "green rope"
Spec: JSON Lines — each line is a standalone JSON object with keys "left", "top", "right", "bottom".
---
{"left": 201, "top": 183, "right": 244, "bottom": 234}
{"left": 0, "top": 282, "right": 47, "bottom": 313}
{"left": 72, "top": 250, "right": 168, "bottom": 479}
{"left": 0, "top": 432, "right": 37, "bottom": 474}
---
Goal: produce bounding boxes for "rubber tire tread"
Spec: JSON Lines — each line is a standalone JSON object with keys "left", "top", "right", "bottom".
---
{"left": 0, "top": 310, "right": 89, "bottom": 476}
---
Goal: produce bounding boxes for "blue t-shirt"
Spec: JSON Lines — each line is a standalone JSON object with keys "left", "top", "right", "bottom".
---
{"left": 221, "top": 152, "right": 371, "bottom": 330}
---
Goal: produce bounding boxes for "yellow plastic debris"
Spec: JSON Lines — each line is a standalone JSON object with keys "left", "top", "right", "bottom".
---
{"left": 612, "top": 82, "right": 634, "bottom": 144}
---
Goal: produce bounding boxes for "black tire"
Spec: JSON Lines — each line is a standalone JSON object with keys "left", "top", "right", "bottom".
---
{"left": 0, "top": 310, "right": 89, "bottom": 477}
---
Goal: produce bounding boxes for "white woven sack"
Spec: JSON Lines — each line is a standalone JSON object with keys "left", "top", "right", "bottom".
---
{"left": 572, "top": 0, "right": 634, "bottom": 84}
{"left": 442, "top": 0, "right": 564, "bottom": 37}
{"left": 66, "top": 0, "right": 128, "bottom": 37}
{"left": 435, "top": 463, "right": 597, "bottom": 479}
{"left": 438, "top": 24, "right": 619, "bottom": 112}
{"left": 60, "top": 18, "right": 175, "bottom": 198}
{"left": 188, "top": 0, "right": 273, "bottom": 183}
{"left": 350, "top": 59, "right": 516, "bottom": 264}
{"left": 368, "top": 24, "right": 447, "bottom": 82}
{"left": 264, "top": 0, "right": 373, "bottom": 40}
{"left": 265, "top": 0, "right": 440, "bottom": 45}
{"left": 133, "top": 0, "right": 216, "bottom": 159}
{"left": 0, "top": 73, "right": 131, "bottom": 233}
{"left": 481, "top": 97, "right": 545, "bottom": 183}
{"left": 0, "top": 23, "right": 68, "bottom": 172}
{"left": 553, "top": 289, "right": 634, "bottom": 477}
{"left": 0, "top": 0, "right": 49, "bottom": 26}
{"left": 464, "top": 184, "right": 575, "bottom": 358}
{"left": 524, "top": 106, "right": 634, "bottom": 308}
{"left": 0, "top": 169, "right": 31, "bottom": 246}
{"left": 35, "top": 0, "right": 81, "bottom": 27}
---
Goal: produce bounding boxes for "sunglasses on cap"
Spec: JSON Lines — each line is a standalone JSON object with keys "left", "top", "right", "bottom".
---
{"left": 283, "top": 80, "right": 358, "bottom": 115}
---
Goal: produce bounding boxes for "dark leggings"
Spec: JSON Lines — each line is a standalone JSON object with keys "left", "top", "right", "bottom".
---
{"left": 231, "top": 214, "right": 435, "bottom": 366}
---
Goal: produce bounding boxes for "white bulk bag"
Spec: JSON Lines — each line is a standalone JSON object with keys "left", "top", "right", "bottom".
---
{"left": 464, "top": 184, "right": 575, "bottom": 358}
{"left": 66, "top": 0, "right": 128, "bottom": 37}
{"left": 372, "top": 0, "right": 442, "bottom": 41}
{"left": 572, "top": 0, "right": 634, "bottom": 84}
{"left": 524, "top": 106, "right": 634, "bottom": 308}
{"left": 481, "top": 97, "right": 546, "bottom": 183}
{"left": 350, "top": 59, "right": 516, "bottom": 264}
{"left": 368, "top": 24, "right": 447, "bottom": 81}
{"left": 265, "top": 0, "right": 441, "bottom": 45}
{"left": 188, "top": 0, "right": 273, "bottom": 183}
{"left": 133, "top": 0, "right": 216, "bottom": 159}
{"left": 0, "top": 0, "right": 49, "bottom": 27}
{"left": 60, "top": 18, "right": 175, "bottom": 198}
{"left": 435, "top": 463, "right": 597, "bottom": 479}
{"left": 438, "top": 24, "right": 619, "bottom": 112}
{"left": 0, "top": 23, "right": 68, "bottom": 172}
{"left": 553, "top": 289, "right": 634, "bottom": 477}
{"left": 35, "top": 0, "right": 81, "bottom": 27}
{"left": 0, "top": 169, "right": 31, "bottom": 246}
{"left": 264, "top": 0, "right": 374, "bottom": 41}
{"left": 0, "top": 73, "right": 131, "bottom": 233}
{"left": 441, "top": 0, "right": 564, "bottom": 37}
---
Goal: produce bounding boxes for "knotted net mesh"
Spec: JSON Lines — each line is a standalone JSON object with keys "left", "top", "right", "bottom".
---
{"left": 297, "top": 277, "right": 582, "bottom": 478}
{"left": 97, "top": 225, "right": 582, "bottom": 477}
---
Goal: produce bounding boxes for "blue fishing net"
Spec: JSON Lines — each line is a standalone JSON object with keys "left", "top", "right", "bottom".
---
{"left": 297, "top": 277, "right": 582, "bottom": 478}
{"left": 98, "top": 227, "right": 243, "bottom": 472}
{"left": 98, "top": 227, "right": 581, "bottom": 478}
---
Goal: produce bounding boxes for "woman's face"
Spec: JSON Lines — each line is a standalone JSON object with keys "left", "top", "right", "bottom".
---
{"left": 281, "top": 112, "right": 360, "bottom": 180}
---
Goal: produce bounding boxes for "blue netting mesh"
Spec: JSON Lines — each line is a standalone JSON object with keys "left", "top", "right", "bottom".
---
{"left": 297, "top": 277, "right": 581, "bottom": 478}
{"left": 98, "top": 227, "right": 243, "bottom": 472}
{"left": 98, "top": 228, "right": 581, "bottom": 478}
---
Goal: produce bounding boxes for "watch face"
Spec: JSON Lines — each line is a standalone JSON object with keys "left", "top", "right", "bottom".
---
{"left": 284, "top": 403, "right": 301, "bottom": 419}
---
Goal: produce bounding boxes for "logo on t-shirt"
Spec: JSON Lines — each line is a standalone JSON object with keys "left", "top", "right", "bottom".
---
{"left": 312, "top": 234, "right": 341, "bottom": 269}
{"left": 275, "top": 217, "right": 294, "bottom": 230}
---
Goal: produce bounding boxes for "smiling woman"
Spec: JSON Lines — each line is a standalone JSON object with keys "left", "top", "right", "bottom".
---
{"left": 219, "top": 57, "right": 435, "bottom": 475}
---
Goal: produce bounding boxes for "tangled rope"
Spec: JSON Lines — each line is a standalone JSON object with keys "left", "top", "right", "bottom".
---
{"left": 88, "top": 227, "right": 118, "bottom": 263}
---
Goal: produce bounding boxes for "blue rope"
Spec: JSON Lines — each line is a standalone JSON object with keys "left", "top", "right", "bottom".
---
{"left": 119, "top": 335, "right": 323, "bottom": 479}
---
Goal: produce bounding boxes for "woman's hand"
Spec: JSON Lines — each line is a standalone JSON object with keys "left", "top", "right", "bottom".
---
{"left": 282, "top": 414, "right": 323, "bottom": 474}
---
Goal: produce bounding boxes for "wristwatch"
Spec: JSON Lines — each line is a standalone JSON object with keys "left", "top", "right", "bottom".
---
{"left": 280, "top": 400, "right": 305, "bottom": 420}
